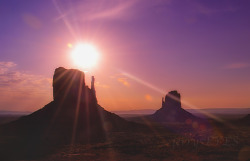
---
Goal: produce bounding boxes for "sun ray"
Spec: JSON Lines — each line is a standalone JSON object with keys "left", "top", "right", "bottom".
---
{"left": 52, "top": 0, "right": 79, "bottom": 39}
{"left": 71, "top": 71, "right": 84, "bottom": 144}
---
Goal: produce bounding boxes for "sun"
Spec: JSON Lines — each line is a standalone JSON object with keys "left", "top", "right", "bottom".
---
{"left": 71, "top": 43, "right": 99, "bottom": 70}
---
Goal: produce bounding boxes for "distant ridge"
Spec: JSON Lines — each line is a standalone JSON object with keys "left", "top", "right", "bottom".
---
{"left": 113, "top": 109, "right": 156, "bottom": 115}
{"left": 1, "top": 107, "right": 249, "bottom": 116}
{"left": 113, "top": 108, "right": 250, "bottom": 116}
{"left": 0, "top": 110, "right": 31, "bottom": 115}
{"left": 188, "top": 108, "right": 250, "bottom": 115}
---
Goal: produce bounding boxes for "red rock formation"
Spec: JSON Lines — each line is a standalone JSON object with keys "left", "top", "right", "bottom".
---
{"left": 152, "top": 90, "right": 199, "bottom": 122}
{"left": 0, "top": 67, "right": 135, "bottom": 160}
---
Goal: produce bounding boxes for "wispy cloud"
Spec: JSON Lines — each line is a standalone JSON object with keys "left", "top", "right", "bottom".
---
{"left": 224, "top": 63, "right": 250, "bottom": 69}
{"left": 81, "top": 0, "right": 138, "bottom": 21}
{"left": 52, "top": 0, "right": 174, "bottom": 39}
{"left": 54, "top": 0, "right": 174, "bottom": 23}
{"left": 0, "top": 62, "right": 52, "bottom": 111}
{"left": 54, "top": 0, "right": 139, "bottom": 22}
{"left": 117, "top": 77, "right": 130, "bottom": 87}
{"left": 0, "top": 62, "right": 16, "bottom": 74}
{"left": 95, "top": 81, "right": 110, "bottom": 88}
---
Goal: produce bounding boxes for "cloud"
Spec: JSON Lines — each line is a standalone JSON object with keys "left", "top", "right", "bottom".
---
{"left": 109, "top": 73, "right": 131, "bottom": 87}
{"left": 0, "top": 61, "right": 16, "bottom": 68}
{"left": 0, "top": 62, "right": 17, "bottom": 74}
{"left": 54, "top": 0, "right": 174, "bottom": 22}
{"left": 54, "top": 0, "right": 139, "bottom": 22}
{"left": 53, "top": 0, "right": 140, "bottom": 39}
{"left": 224, "top": 63, "right": 250, "bottom": 69}
{"left": 95, "top": 81, "right": 110, "bottom": 88}
{"left": 0, "top": 62, "right": 52, "bottom": 111}
{"left": 82, "top": 0, "right": 138, "bottom": 21}
{"left": 52, "top": 0, "right": 173, "bottom": 39}
{"left": 117, "top": 78, "right": 130, "bottom": 87}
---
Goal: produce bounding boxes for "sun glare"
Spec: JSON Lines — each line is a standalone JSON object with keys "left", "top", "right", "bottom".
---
{"left": 71, "top": 43, "right": 99, "bottom": 70}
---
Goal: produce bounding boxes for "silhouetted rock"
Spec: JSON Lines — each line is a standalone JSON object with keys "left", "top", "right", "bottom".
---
{"left": 161, "top": 90, "right": 181, "bottom": 109}
{"left": 151, "top": 90, "right": 199, "bottom": 122}
{"left": 0, "top": 67, "right": 136, "bottom": 160}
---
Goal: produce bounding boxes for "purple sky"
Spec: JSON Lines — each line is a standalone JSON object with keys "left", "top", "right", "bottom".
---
{"left": 0, "top": 0, "right": 250, "bottom": 111}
